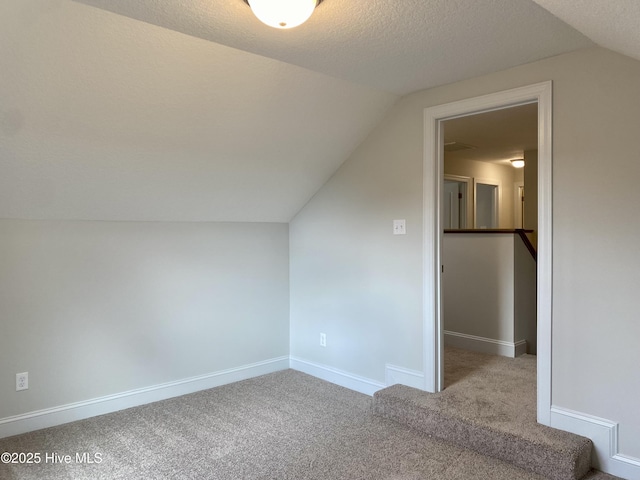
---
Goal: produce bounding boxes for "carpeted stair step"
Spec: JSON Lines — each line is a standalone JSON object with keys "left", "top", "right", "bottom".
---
{"left": 373, "top": 384, "right": 593, "bottom": 480}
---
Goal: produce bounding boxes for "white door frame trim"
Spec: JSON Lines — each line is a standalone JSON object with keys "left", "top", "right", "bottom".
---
{"left": 422, "top": 81, "right": 553, "bottom": 425}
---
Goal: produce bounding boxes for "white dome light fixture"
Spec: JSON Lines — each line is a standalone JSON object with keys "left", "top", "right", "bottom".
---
{"left": 244, "top": 0, "right": 323, "bottom": 29}
{"left": 511, "top": 159, "right": 525, "bottom": 168}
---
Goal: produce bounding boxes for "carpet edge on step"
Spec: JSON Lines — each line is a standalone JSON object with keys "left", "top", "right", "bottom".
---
{"left": 373, "top": 385, "right": 592, "bottom": 480}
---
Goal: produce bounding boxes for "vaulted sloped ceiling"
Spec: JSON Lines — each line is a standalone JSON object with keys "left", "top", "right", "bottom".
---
{"left": 1, "top": 0, "right": 636, "bottom": 222}
{"left": 72, "top": 0, "right": 594, "bottom": 96}
{"left": 0, "top": 1, "right": 396, "bottom": 222}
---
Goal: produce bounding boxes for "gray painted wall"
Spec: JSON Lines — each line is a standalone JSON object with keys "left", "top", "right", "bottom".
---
{"left": 2, "top": 43, "right": 638, "bottom": 465}
{"left": 289, "top": 47, "right": 640, "bottom": 458}
{"left": 443, "top": 233, "right": 515, "bottom": 342}
{"left": 0, "top": 220, "right": 289, "bottom": 418}
{"left": 514, "top": 234, "right": 537, "bottom": 355}
{"left": 523, "top": 149, "right": 538, "bottom": 246}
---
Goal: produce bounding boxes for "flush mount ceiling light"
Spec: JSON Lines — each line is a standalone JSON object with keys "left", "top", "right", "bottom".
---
{"left": 511, "top": 159, "right": 525, "bottom": 168}
{"left": 244, "top": 0, "right": 323, "bottom": 29}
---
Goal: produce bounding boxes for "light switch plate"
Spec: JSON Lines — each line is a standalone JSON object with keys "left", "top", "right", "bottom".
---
{"left": 393, "top": 219, "right": 406, "bottom": 235}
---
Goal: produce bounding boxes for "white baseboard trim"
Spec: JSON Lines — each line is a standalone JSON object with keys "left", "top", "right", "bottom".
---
{"left": 289, "top": 357, "right": 385, "bottom": 396}
{"left": 550, "top": 406, "right": 640, "bottom": 480}
{"left": 514, "top": 339, "right": 528, "bottom": 357}
{"left": 0, "top": 356, "right": 289, "bottom": 440}
{"left": 385, "top": 364, "right": 424, "bottom": 390}
{"left": 444, "top": 330, "right": 526, "bottom": 358}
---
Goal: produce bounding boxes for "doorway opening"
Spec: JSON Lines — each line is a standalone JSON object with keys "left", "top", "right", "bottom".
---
{"left": 441, "top": 104, "right": 538, "bottom": 388}
{"left": 443, "top": 175, "right": 471, "bottom": 229}
{"left": 474, "top": 180, "right": 500, "bottom": 229}
{"left": 422, "top": 81, "right": 552, "bottom": 425}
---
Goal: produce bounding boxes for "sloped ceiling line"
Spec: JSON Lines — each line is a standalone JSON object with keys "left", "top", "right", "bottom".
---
{"left": 5, "top": 0, "right": 639, "bottom": 222}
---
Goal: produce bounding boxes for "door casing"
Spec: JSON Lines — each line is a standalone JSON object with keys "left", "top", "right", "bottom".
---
{"left": 422, "top": 81, "right": 552, "bottom": 425}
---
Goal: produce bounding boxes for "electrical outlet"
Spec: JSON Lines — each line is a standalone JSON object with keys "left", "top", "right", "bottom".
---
{"left": 16, "top": 372, "right": 28, "bottom": 391}
{"left": 320, "top": 333, "right": 327, "bottom": 347}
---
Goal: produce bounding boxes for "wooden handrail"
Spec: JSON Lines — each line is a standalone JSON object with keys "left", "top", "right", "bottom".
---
{"left": 443, "top": 229, "right": 537, "bottom": 262}
{"left": 516, "top": 229, "right": 537, "bottom": 262}
{"left": 444, "top": 229, "right": 527, "bottom": 234}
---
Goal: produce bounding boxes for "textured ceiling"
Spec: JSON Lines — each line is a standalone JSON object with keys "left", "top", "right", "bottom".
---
{"left": 74, "top": 0, "right": 594, "bottom": 95}
{"left": 0, "top": 0, "right": 396, "bottom": 222}
{"left": 531, "top": 0, "right": 640, "bottom": 63}
{"left": 2, "top": 0, "right": 637, "bottom": 222}
{"left": 444, "top": 103, "right": 538, "bottom": 165}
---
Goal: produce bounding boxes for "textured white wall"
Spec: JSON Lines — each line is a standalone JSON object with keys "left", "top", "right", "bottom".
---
{"left": 289, "top": 47, "right": 640, "bottom": 459}
{"left": 0, "top": 220, "right": 289, "bottom": 418}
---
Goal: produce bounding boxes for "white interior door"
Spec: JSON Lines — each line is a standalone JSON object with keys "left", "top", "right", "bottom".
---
{"left": 443, "top": 175, "right": 470, "bottom": 229}
{"left": 443, "top": 180, "right": 462, "bottom": 229}
{"left": 475, "top": 181, "right": 499, "bottom": 228}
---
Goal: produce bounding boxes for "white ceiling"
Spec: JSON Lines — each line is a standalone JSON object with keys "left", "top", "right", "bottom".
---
{"left": 531, "top": 0, "right": 640, "bottom": 64}
{"left": 74, "top": 0, "right": 594, "bottom": 96}
{"left": 0, "top": 0, "right": 396, "bottom": 222}
{"left": 444, "top": 103, "right": 538, "bottom": 166}
{"left": 1, "top": 0, "right": 637, "bottom": 222}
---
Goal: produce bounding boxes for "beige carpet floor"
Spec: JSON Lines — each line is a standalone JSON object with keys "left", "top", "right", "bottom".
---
{"left": 0, "top": 350, "right": 621, "bottom": 480}
{"left": 373, "top": 348, "right": 612, "bottom": 480}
